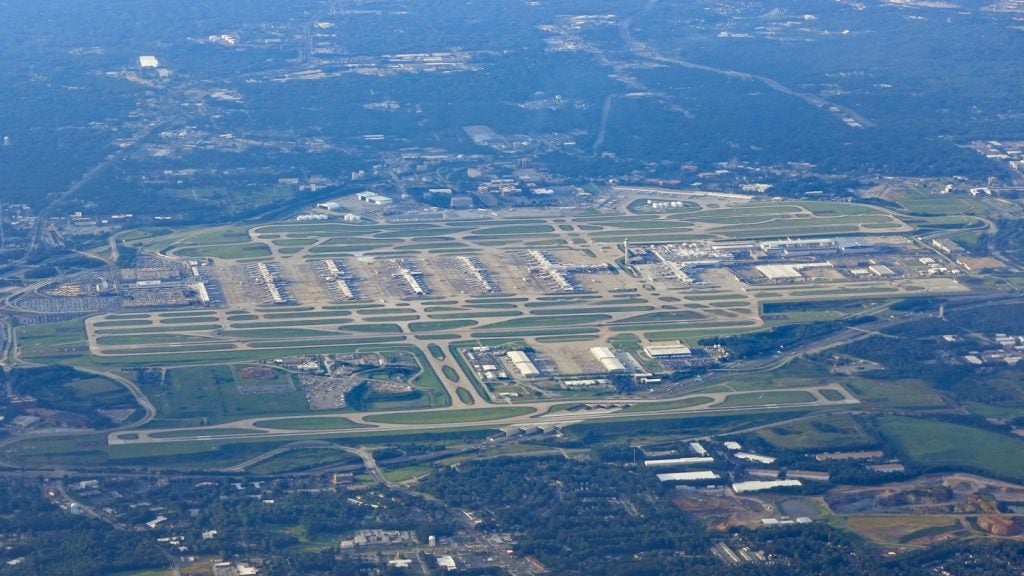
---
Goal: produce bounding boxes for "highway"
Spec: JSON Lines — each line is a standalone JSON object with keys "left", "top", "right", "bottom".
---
{"left": 618, "top": 0, "right": 874, "bottom": 129}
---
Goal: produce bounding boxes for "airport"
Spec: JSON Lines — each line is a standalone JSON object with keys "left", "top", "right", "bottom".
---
{"left": 54, "top": 188, "right": 972, "bottom": 447}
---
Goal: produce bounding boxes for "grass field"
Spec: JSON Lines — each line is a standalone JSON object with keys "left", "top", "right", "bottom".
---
{"left": 724, "top": 377, "right": 833, "bottom": 393}
{"left": 365, "top": 406, "right": 535, "bottom": 425}
{"left": 96, "top": 333, "right": 221, "bottom": 346}
{"left": 483, "top": 314, "right": 612, "bottom": 329}
{"left": 877, "top": 416, "right": 1024, "bottom": 482}
{"left": 89, "top": 344, "right": 367, "bottom": 366}
{"left": 758, "top": 413, "right": 876, "bottom": 451}
{"left": 3, "top": 432, "right": 291, "bottom": 470}
{"left": 846, "top": 515, "right": 961, "bottom": 547}
{"left": 410, "top": 319, "right": 477, "bottom": 332}
{"left": 176, "top": 243, "right": 271, "bottom": 259}
{"left": 820, "top": 389, "right": 844, "bottom": 401}
{"left": 716, "top": 390, "right": 817, "bottom": 408}
{"left": 93, "top": 319, "right": 152, "bottom": 327}
{"left": 382, "top": 466, "right": 432, "bottom": 483}
{"left": 142, "top": 365, "right": 309, "bottom": 427}
{"left": 247, "top": 448, "right": 363, "bottom": 474}
{"left": 16, "top": 318, "right": 90, "bottom": 362}
{"left": 149, "top": 428, "right": 265, "bottom": 439}
{"left": 846, "top": 378, "right": 947, "bottom": 409}
{"left": 456, "top": 387, "right": 475, "bottom": 405}
{"left": 623, "top": 396, "right": 715, "bottom": 413}
{"left": 252, "top": 417, "right": 368, "bottom": 430}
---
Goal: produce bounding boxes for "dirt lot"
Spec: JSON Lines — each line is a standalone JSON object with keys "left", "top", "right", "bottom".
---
{"left": 673, "top": 487, "right": 773, "bottom": 530}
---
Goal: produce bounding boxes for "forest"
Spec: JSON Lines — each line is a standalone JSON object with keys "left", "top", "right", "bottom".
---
{"left": 0, "top": 481, "right": 166, "bottom": 576}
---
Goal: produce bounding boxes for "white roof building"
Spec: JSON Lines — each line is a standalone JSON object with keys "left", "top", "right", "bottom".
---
{"left": 644, "top": 457, "right": 715, "bottom": 467}
{"left": 756, "top": 264, "right": 803, "bottom": 280}
{"left": 656, "top": 471, "right": 720, "bottom": 482}
{"left": 590, "top": 347, "right": 626, "bottom": 372}
{"left": 732, "top": 479, "right": 802, "bottom": 493}
{"left": 356, "top": 191, "right": 394, "bottom": 205}
{"left": 869, "top": 264, "right": 895, "bottom": 276}
{"left": 506, "top": 350, "right": 540, "bottom": 377}
{"left": 139, "top": 55, "right": 159, "bottom": 68}
{"left": 644, "top": 342, "right": 692, "bottom": 358}
{"left": 437, "top": 555, "right": 457, "bottom": 571}
{"left": 735, "top": 452, "right": 776, "bottom": 465}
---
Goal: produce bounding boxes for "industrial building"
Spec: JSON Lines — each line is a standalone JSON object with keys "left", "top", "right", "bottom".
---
{"left": 756, "top": 264, "right": 803, "bottom": 280}
{"left": 932, "top": 238, "right": 964, "bottom": 255}
{"left": 644, "top": 457, "right": 715, "bottom": 467}
{"left": 656, "top": 471, "right": 720, "bottom": 482}
{"left": 868, "top": 264, "right": 895, "bottom": 277}
{"left": 732, "top": 479, "right": 802, "bottom": 494}
{"left": 644, "top": 342, "right": 692, "bottom": 358}
{"left": 506, "top": 350, "right": 540, "bottom": 378}
{"left": 835, "top": 238, "right": 877, "bottom": 254}
{"left": 761, "top": 517, "right": 813, "bottom": 526}
{"left": 355, "top": 191, "right": 394, "bottom": 206}
{"left": 436, "top": 555, "right": 457, "bottom": 572}
{"left": 786, "top": 470, "right": 831, "bottom": 482}
{"left": 590, "top": 347, "right": 626, "bottom": 372}
{"left": 735, "top": 452, "right": 776, "bottom": 465}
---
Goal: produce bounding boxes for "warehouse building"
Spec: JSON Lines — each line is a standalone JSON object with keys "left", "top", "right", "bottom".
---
{"left": 732, "top": 479, "right": 802, "bottom": 494}
{"left": 656, "top": 471, "right": 719, "bottom": 483}
{"left": 316, "top": 201, "right": 342, "bottom": 211}
{"left": 868, "top": 264, "right": 895, "bottom": 277}
{"left": 590, "top": 347, "right": 626, "bottom": 372}
{"left": 506, "top": 350, "right": 540, "bottom": 378}
{"left": 355, "top": 192, "right": 394, "bottom": 206}
{"left": 932, "top": 238, "right": 964, "bottom": 255}
{"left": 644, "top": 342, "right": 692, "bottom": 358}
{"left": 735, "top": 452, "right": 776, "bottom": 465}
{"left": 644, "top": 457, "right": 715, "bottom": 467}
